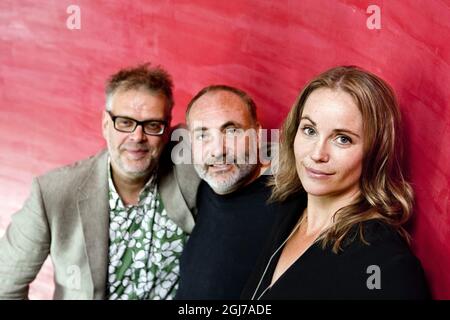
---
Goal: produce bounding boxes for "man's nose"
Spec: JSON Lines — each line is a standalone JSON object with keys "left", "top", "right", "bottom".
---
{"left": 129, "top": 124, "right": 146, "bottom": 141}
{"left": 209, "top": 134, "right": 226, "bottom": 161}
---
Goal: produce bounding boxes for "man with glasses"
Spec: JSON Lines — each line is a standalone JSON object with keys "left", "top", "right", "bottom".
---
{"left": 0, "top": 63, "right": 199, "bottom": 299}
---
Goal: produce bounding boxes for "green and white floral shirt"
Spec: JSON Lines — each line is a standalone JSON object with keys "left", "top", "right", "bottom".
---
{"left": 107, "top": 162, "right": 187, "bottom": 300}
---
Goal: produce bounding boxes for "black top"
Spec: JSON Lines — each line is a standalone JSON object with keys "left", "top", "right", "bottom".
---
{"left": 241, "top": 193, "right": 430, "bottom": 300}
{"left": 176, "top": 175, "right": 279, "bottom": 299}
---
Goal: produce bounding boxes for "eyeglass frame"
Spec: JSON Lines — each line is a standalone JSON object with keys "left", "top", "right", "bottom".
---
{"left": 106, "top": 111, "right": 168, "bottom": 136}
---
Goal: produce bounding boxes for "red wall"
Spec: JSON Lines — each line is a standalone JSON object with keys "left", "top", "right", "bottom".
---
{"left": 1, "top": 0, "right": 449, "bottom": 299}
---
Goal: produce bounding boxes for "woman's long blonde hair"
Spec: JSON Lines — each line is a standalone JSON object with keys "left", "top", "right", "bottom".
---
{"left": 270, "top": 66, "right": 414, "bottom": 252}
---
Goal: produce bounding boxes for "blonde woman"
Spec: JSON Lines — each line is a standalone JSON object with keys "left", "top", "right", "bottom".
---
{"left": 243, "top": 66, "right": 430, "bottom": 299}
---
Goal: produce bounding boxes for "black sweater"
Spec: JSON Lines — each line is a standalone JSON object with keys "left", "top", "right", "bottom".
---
{"left": 176, "top": 176, "right": 279, "bottom": 299}
{"left": 242, "top": 193, "right": 430, "bottom": 300}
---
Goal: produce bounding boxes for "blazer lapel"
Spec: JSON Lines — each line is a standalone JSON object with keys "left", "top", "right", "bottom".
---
{"left": 158, "top": 163, "right": 198, "bottom": 234}
{"left": 77, "top": 150, "right": 110, "bottom": 299}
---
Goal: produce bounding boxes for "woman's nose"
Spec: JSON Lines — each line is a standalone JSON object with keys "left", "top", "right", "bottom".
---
{"left": 310, "top": 140, "right": 329, "bottom": 163}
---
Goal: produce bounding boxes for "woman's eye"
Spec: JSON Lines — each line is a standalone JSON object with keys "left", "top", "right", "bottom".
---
{"left": 336, "top": 135, "right": 352, "bottom": 145}
{"left": 302, "top": 126, "right": 316, "bottom": 136}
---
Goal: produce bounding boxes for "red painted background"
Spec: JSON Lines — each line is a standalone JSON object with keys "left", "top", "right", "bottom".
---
{"left": 0, "top": 0, "right": 449, "bottom": 299}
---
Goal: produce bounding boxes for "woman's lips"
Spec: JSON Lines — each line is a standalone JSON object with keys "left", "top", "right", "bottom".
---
{"left": 304, "top": 166, "right": 334, "bottom": 179}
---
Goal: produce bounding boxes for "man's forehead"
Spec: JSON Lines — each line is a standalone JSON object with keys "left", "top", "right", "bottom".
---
{"left": 113, "top": 87, "right": 164, "bottom": 103}
{"left": 189, "top": 108, "right": 250, "bottom": 132}
{"left": 190, "top": 120, "right": 242, "bottom": 132}
{"left": 192, "top": 90, "right": 244, "bottom": 107}
{"left": 111, "top": 88, "right": 167, "bottom": 114}
{"left": 189, "top": 91, "right": 252, "bottom": 122}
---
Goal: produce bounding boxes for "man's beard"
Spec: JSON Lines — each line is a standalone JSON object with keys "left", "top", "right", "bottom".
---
{"left": 194, "top": 160, "right": 258, "bottom": 195}
{"left": 110, "top": 142, "right": 158, "bottom": 179}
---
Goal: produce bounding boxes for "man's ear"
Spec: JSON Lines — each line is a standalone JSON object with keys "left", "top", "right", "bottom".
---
{"left": 255, "top": 122, "right": 265, "bottom": 166}
{"left": 102, "top": 110, "right": 109, "bottom": 140}
{"left": 164, "top": 116, "right": 172, "bottom": 142}
{"left": 256, "top": 122, "right": 262, "bottom": 146}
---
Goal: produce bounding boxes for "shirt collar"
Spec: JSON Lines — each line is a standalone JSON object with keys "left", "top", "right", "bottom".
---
{"left": 107, "top": 156, "right": 157, "bottom": 210}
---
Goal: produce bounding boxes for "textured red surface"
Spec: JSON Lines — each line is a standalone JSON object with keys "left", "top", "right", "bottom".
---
{"left": 0, "top": 0, "right": 449, "bottom": 299}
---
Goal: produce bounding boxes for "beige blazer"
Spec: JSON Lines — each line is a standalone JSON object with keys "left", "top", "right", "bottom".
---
{"left": 0, "top": 149, "right": 200, "bottom": 299}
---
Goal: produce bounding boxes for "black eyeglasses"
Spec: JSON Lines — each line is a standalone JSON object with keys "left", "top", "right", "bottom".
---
{"left": 107, "top": 111, "right": 167, "bottom": 136}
